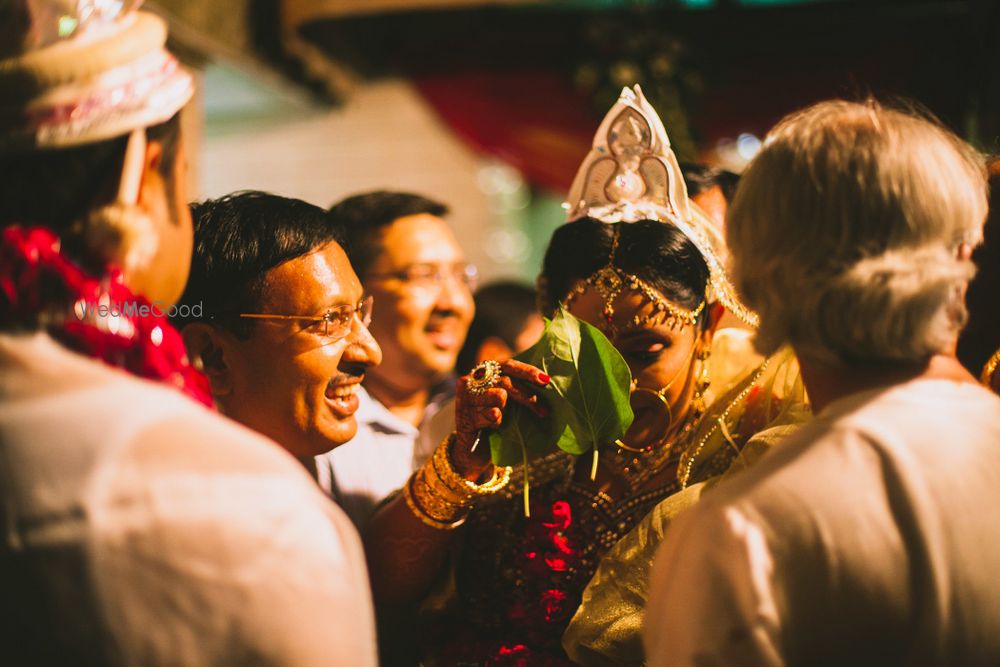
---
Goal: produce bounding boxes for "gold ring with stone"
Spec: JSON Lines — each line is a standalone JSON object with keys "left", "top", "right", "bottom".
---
{"left": 467, "top": 360, "right": 502, "bottom": 395}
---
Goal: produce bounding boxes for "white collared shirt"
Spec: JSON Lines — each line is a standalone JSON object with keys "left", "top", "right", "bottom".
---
{"left": 316, "top": 384, "right": 454, "bottom": 530}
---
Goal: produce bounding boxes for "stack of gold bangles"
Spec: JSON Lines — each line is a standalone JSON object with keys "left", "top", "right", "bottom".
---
{"left": 404, "top": 433, "right": 513, "bottom": 530}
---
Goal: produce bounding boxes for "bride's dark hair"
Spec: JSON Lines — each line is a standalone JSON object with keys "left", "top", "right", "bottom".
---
{"left": 538, "top": 217, "right": 710, "bottom": 327}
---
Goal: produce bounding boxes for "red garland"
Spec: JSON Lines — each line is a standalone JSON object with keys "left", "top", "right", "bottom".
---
{"left": 504, "top": 499, "right": 580, "bottom": 647}
{"left": 428, "top": 498, "right": 581, "bottom": 665}
{"left": 0, "top": 225, "right": 212, "bottom": 407}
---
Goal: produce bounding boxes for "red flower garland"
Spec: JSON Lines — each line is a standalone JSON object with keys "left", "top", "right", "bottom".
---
{"left": 504, "top": 498, "right": 581, "bottom": 650}
{"left": 0, "top": 225, "right": 212, "bottom": 407}
{"left": 427, "top": 498, "right": 583, "bottom": 665}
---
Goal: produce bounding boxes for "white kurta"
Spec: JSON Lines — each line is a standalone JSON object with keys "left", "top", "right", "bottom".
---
{"left": 644, "top": 378, "right": 1000, "bottom": 667}
{"left": 0, "top": 332, "right": 377, "bottom": 666}
{"left": 317, "top": 384, "right": 452, "bottom": 530}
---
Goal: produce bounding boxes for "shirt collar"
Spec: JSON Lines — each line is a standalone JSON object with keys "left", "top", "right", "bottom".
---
{"left": 355, "top": 377, "right": 457, "bottom": 436}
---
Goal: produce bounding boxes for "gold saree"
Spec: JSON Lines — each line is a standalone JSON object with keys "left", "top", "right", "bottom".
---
{"left": 563, "top": 343, "right": 810, "bottom": 666}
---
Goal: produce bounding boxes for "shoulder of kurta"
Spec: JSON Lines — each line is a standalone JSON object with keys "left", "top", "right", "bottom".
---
{"left": 82, "top": 403, "right": 376, "bottom": 666}
{"left": 93, "top": 401, "right": 356, "bottom": 541}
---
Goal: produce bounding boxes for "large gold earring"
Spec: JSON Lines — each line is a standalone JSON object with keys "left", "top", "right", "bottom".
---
{"left": 614, "top": 338, "right": 705, "bottom": 454}
{"left": 614, "top": 385, "right": 674, "bottom": 453}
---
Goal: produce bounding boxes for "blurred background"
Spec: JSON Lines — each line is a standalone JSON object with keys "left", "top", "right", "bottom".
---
{"left": 152, "top": 0, "right": 1000, "bottom": 283}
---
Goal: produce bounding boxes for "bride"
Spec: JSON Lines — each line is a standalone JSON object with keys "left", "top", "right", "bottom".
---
{"left": 365, "top": 85, "right": 805, "bottom": 665}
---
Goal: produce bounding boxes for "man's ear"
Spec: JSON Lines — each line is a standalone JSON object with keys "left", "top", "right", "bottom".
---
{"left": 136, "top": 137, "right": 168, "bottom": 221}
{"left": 181, "top": 323, "right": 236, "bottom": 397}
{"left": 139, "top": 136, "right": 162, "bottom": 188}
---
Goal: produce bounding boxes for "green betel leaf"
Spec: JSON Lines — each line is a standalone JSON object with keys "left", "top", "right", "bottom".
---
{"left": 544, "top": 308, "right": 634, "bottom": 455}
{"left": 488, "top": 400, "right": 566, "bottom": 467}
{"left": 488, "top": 321, "right": 567, "bottom": 467}
{"left": 488, "top": 308, "right": 633, "bottom": 465}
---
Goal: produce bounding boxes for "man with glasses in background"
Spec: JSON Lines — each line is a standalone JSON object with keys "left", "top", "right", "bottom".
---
{"left": 177, "top": 191, "right": 382, "bottom": 471}
{"left": 323, "top": 191, "right": 477, "bottom": 529}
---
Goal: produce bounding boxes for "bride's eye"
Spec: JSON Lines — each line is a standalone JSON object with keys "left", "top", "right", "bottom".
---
{"left": 624, "top": 341, "right": 667, "bottom": 364}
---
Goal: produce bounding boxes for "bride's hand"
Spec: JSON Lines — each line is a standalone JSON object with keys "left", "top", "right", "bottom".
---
{"left": 452, "top": 359, "right": 551, "bottom": 479}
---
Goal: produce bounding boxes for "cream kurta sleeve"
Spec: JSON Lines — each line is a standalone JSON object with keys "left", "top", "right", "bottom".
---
{"left": 90, "top": 411, "right": 379, "bottom": 667}
{"left": 643, "top": 502, "right": 784, "bottom": 667}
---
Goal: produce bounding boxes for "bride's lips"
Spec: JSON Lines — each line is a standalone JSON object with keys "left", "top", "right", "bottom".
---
{"left": 325, "top": 380, "right": 361, "bottom": 419}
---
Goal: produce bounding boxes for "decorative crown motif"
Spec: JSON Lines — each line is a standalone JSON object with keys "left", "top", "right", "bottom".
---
{"left": 564, "top": 84, "right": 690, "bottom": 226}
{"left": 5, "top": 0, "right": 142, "bottom": 52}
{"left": 0, "top": 0, "right": 193, "bottom": 150}
{"left": 562, "top": 85, "right": 758, "bottom": 328}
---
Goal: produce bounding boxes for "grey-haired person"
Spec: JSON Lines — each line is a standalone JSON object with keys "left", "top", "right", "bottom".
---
{"left": 644, "top": 100, "right": 1000, "bottom": 667}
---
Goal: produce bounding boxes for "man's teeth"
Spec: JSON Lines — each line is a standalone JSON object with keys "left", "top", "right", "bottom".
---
{"left": 326, "top": 384, "right": 358, "bottom": 399}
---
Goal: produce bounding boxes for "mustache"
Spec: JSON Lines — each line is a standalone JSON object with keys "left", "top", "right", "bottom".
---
{"left": 330, "top": 362, "right": 367, "bottom": 385}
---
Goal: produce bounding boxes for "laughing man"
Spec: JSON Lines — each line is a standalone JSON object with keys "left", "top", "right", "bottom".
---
{"left": 177, "top": 191, "right": 382, "bottom": 470}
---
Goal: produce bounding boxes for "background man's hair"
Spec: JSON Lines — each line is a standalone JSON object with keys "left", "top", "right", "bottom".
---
{"left": 177, "top": 190, "right": 344, "bottom": 336}
{"left": 679, "top": 162, "right": 739, "bottom": 202}
{"left": 326, "top": 191, "right": 448, "bottom": 277}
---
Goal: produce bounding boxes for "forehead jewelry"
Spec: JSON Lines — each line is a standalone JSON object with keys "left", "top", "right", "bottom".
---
{"left": 561, "top": 226, "right": 705, "bottom": 337}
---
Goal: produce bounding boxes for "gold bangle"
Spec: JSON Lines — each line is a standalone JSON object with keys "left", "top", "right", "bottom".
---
{"left": 412, "top": 468, "right": 470, "bottom": 522}
{"left": 403, "top": 475, "right": 467, "bottom": 530}
{"left": 423, "top": 456, "right": 473, "bottom": 505}
{"left": 432, "top": 434, "right": 513, "bottom": 497}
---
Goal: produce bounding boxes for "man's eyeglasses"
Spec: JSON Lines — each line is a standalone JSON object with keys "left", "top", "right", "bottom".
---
{"left": 239, "top": 295, "right": 373, "bottom": 342}
{"left": 366, "top": 262, "right": 479, "bottom": 292}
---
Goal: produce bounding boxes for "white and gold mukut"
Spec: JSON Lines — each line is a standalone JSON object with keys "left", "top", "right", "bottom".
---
{"left": 562, "top": 84, "right": 758, "bottom": 328}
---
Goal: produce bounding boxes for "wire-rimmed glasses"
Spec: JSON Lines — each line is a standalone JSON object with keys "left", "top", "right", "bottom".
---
{"left": 239, "top": 295, "right": 373, "bottom": 342}
{"left": 366, "top": 262, "right": 479, "bottom": 293}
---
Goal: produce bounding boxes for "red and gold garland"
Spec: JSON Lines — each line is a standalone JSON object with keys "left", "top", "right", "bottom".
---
{"left": 0, "top": 225, "right": 212, "bottom": 407}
